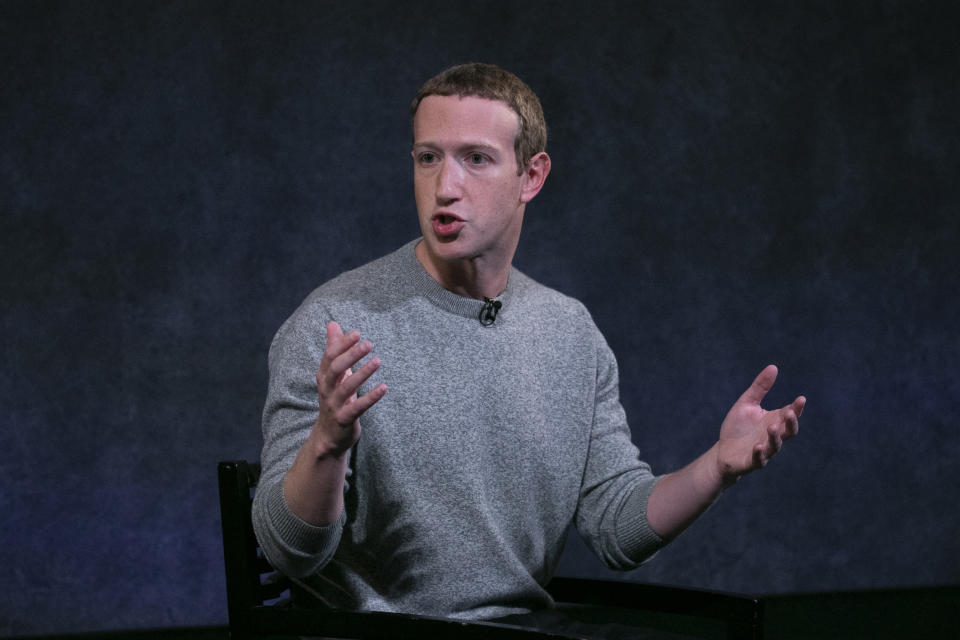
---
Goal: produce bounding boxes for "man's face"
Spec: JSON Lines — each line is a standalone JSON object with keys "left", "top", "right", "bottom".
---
{"left": 411, "top": 94, "right": 530, "bottom": 273}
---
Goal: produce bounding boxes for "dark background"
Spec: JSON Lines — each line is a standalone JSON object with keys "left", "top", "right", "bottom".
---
{"left": 2, "top": 0, "right": 958, "bottom": 635}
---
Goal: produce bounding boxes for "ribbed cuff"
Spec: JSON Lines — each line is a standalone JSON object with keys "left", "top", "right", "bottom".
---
{"left": 615, "top": 476, "right": 665, "bottom": 563}
{"left": 265, "top": 480, "right": 345, "bottom": 557}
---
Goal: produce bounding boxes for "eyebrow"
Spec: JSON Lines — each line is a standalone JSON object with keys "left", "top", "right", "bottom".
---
{"left": 412, "top": 142, "right": 503, "bottom": 157}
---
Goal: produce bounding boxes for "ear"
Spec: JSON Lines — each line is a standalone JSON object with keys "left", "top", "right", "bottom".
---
{"left": 519, "top": 151, "right": 551, "bottom": 204}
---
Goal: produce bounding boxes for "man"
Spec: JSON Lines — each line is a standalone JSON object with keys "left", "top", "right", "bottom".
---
{"left": 253, "top": 63, "right": 804, "bottom": 627}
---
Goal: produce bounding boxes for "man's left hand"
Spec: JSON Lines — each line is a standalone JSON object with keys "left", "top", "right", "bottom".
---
{"left": 716, "top": 364, "right": 805, "bottom": 484}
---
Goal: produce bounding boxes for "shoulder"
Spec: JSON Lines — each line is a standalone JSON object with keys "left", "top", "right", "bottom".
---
{"left": 506, "top": 269, "right": 612, "bottom": 363}
{"left": 271, "top": 241, "right": 417, "bottom": 348}
{"left": 509, "top": 268, "right": 596, "bottom": 328}
{"left": 315, "top": 241, "right": 413, "bottom": 301}
{"left": 296, "top": 240, "right": 417, "bottom": 315}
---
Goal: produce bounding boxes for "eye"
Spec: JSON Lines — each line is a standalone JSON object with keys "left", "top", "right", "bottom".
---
{"left": 466, "top": 152, "right": 489, "bottom": 165}
{"left": 417, "top": 151, "right": 439, "bottom": 165}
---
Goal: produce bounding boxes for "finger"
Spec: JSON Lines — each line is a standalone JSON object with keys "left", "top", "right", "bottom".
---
{"left": 737, "top": 364, "right": 779, "bottom": 406}
{"left": 755, "top": 426, "right": 782, "bottom": 463}
{"left": 781, "top": 406, "right": 799, "bottom": 439}
{"left": 322, "top": 321, "right": 352, "bottom": 366}
{"left": 793, "top": 395, "right": 806, "bottom": 418}
{"left": 327, "top": 321, "right": 344, "bottom": 343}
{"left": 330, "top": 340, "right": 374, "bottom": 382}
{"left": 334, "top": 356, "right": 382, "bottom": 403}
{"left": 752, "top": 443, "right": 768, "bottom": 469}
{"left": 336, "top": 383, "right": 388, "bottom": 424}
{"left": 767, "top": 422, "right": 784, "bottom": 452}
{"left": 324, "top": 322, "right": 364, "bottom": 361}
{"left": 319, "top": 332, "right": 363, "bottom": 389}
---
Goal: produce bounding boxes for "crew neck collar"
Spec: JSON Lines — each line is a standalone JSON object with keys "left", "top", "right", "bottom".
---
{"left": 400, "top": 239, "right": 513, "bottom": 322}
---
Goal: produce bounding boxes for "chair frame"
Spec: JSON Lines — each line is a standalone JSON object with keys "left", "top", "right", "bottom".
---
{"left": 218, "top": 460, "right": 763, "bottom": 639}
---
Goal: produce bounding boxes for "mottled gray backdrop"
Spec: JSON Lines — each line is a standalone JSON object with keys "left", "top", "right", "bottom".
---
{"left": 2, "top": 0, "right": 958, "bottom": 635}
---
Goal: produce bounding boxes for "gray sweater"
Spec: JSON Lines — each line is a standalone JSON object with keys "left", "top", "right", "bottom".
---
{"left": 252, "top": 239, "right": 663, "bottom": 620}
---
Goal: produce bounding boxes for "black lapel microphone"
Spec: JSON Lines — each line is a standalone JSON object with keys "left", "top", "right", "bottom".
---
{"left": 479, "top": 298, "right": 502, "bottom": 326}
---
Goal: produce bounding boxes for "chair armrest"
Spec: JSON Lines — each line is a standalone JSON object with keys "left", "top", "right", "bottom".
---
{"left": 251, "top": 605, "right": 584, "bottom": 639}
{"left": 547, "top": 577, "right": 763, "bottom": 638}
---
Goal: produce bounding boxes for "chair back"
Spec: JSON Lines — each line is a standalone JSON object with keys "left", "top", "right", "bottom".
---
{"left": 218, "top": 461, "right": 294, "bottom": 637}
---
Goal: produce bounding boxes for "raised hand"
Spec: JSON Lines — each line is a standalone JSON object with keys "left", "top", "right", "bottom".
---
{"left": 716, "top": 364, "right": 805, "bottom": 483}
{"left": 313, "top": 321, "right": 388, "bottom": 455}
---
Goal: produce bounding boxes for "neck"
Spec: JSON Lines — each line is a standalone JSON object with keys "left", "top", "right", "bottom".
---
{"left": 414, "top": 241, "right": 511, "bottom": 300}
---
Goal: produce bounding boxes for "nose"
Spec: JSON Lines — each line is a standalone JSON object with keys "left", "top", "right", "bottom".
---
{"left": 435, "top": 159, "right": 462, "bottom": 202}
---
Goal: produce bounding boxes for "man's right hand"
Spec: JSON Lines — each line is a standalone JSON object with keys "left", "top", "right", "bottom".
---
{"left": 312, "top": 321, "right": 388, "bottom": 456}
{"left": 283, "top": 321, "right": 387, "bottom": 526}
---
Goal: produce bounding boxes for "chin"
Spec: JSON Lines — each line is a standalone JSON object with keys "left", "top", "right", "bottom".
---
{"left": 426, "top": 237, "right": 480, "bottom": 262}
{"left": 430, "top": 241, "right": 470, "bottom": 260}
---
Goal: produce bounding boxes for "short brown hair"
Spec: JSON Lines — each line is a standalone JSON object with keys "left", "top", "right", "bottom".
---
{"left": 410, "top": 63, "right": 547, "bottom": 175}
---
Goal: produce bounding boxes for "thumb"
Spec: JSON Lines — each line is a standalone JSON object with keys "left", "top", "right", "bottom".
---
{"left": 737, "top": 364, "right": 778, "bottom": 406}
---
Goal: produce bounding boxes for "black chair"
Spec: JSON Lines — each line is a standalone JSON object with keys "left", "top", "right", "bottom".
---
{"left": 218, "top": 460, "right": 764, "bottom": 640}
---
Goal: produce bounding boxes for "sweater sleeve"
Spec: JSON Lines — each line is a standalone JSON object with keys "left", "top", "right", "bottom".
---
{"left": 251, "top": 298, "right": 345, "bottom": 578}
{"left": 574, "top": 325, "right": 665, "bottom": 570}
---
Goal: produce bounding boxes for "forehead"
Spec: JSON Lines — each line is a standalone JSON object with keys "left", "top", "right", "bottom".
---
{"left": 412, "top": 95, "right": 520, "bottom": 148}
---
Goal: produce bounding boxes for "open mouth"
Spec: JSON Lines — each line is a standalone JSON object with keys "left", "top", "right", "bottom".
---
{"left": 432, "top": 213, "right": 464, "bottom": 236}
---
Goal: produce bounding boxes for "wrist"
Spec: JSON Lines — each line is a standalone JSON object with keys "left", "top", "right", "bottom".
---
{"left": 708, "top": 442, "right": 741, "bottom": 491}
{"left": 307, "top": 428, "right": 353, "bottom": 462}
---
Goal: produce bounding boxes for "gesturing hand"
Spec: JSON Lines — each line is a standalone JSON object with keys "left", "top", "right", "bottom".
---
{"left": 313, "top": 321, "right": 387, "bottom": 456}
{"left": 716, "top": 364, "right": 804, "bottom": 484}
